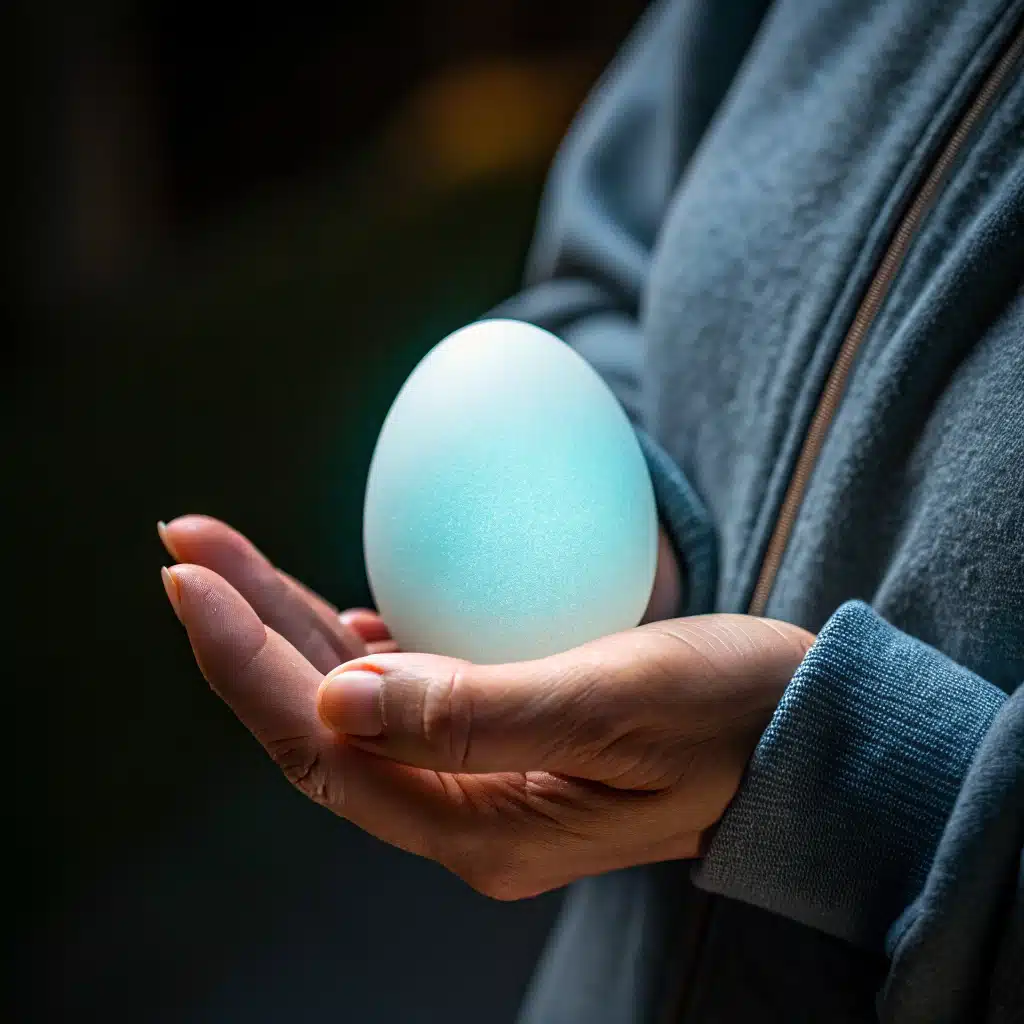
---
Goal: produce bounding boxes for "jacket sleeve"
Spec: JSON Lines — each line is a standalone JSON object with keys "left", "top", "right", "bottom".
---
{"left": 490, "top": 0, "right": 771, "bottom": 615}
{"left": 692, "top": 600, "right": 1023, "bottom": 1019}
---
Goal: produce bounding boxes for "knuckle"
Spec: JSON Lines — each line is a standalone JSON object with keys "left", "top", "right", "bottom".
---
{"left": 419, "top": 666, "right": 473, "bottom": 768}
{"left": 265, "top": 736, "right": 333, "bottom": 804}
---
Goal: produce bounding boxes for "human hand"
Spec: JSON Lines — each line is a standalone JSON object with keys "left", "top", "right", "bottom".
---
{"left": 159, "top": 526, "right": 813, "bottom": 900}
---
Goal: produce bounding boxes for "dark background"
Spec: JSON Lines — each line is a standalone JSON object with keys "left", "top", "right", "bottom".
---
{"left": 10, "top": 2, "right": 649, "bottom": 1021}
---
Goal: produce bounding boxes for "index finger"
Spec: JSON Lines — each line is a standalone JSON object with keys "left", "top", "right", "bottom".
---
{"left": 163, "top": 563, "right": 471, "bottom": 860}
{"left": 160, "top": 515, "right": 362, "bottom": 673}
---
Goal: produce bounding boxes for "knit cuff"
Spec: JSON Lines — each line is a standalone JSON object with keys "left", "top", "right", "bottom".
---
{"left": 692, "top": 600, "right": 1007, "bottom": 948}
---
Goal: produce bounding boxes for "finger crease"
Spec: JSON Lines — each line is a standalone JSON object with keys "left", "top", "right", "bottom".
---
{"left": 235, "top": 626, "right": 272, "bottom": 681}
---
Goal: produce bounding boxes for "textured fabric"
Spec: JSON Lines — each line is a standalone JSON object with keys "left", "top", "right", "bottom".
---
{"left": 634, "top": 429, "right": 717, "bottom": 616}
{"left": 490, "top": 0, "right": 1024, "bottom": 1021}
{"left": 882, "top": 684, "right": 1024, "bottom": 1024}
{"left": 693, "top": 601, "right": 1008, "bottom": 947}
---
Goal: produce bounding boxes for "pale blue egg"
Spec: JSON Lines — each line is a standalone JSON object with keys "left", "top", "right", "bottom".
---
{"left": 363, "top": 319, "right": 657, "bottom": 664}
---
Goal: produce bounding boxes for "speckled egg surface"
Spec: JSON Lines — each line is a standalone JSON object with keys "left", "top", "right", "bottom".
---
{"left": 363, "top": 319, "right": 657, "bottom": 663}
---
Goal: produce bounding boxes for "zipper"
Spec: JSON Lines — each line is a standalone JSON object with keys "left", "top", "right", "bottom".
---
{"left": 669, "top": 16, "right": 1024, "bottom": 1024}
{"left": 747, "top": 18, "right": 1024, "bottom": 619}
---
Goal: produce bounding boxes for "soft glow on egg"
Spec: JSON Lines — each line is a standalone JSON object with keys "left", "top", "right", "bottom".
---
{"left": 363, "top": 319, "right": 657, "bottom": 663}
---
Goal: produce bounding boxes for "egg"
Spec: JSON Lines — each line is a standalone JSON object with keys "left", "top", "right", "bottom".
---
{"left": 363, "top": 319, "right": 658, "bottom": 664}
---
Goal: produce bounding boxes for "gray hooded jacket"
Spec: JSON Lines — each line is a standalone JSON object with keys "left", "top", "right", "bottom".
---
{"left": 494, "top": 1, "right": 1024, "bottom": 1020}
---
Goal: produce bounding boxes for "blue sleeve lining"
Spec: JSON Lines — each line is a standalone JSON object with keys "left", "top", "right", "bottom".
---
{"left": 634, "top": 427, "right": 717, "bottom": 617}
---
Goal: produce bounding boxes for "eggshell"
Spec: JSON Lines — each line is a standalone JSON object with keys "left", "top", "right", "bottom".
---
{"left": 363, "top": 319, "right": 657, "bottom": 663}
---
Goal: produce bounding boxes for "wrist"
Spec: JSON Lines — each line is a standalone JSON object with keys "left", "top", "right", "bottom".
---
{"left": 754, "top": 620, "right": 816, "bottom": 707}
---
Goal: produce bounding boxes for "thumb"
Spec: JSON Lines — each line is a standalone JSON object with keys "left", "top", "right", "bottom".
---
{"left": 315, "top": 616, "right": 809, "bottom": 781}
{"left": 316, "top": 646, "right": 591, "bottom": 776}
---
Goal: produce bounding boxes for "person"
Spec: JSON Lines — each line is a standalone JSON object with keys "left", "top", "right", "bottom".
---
{"left": 157, "top": 0, "right": 1024, "bottom": 1020}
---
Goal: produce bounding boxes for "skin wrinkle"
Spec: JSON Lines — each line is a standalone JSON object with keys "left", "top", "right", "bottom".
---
{"left": 443, "top": 665, "right": 473, "bottom": 771}
{"left": 683, "top": 621, "right": 737, "bottom": 659}
{"left": 300, "top": 751, "right": 331, "bottom": 804}
{"left": 321, "top": 748, "right": 345, "bottom": 808}
{"left": 595, "top": 738, "right": 686, "bottom": 790}
{"left": 376, "top": 672, "right": 389, "bottom": 735}
{"left": 241, "top": 632, "right": 300, "bottom": 701}
{"left": 757, "top": 616, "right": 816, "bottom": 660}
{"left": 718, "top": 622, "right": 758, "bottom": 659}
{"left": 642, "top": 623, "right": 721, "bottom": 683}
{"left": 270, "top": 739, "right": 325, "bottom": 801}
{"left": 687, "top": 619, "right": 751, "bottom": 660}
{"left": 556, "top": 698, "right": 635, "bottom": 769}
{"left": 511, "top": 776, "right": 595, "bottom": 833}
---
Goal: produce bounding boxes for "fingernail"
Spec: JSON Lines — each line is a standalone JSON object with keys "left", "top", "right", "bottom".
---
{"left": 318, "top": 668, "right": 384, "bottom": 736}
{"left": 157, "top": 520, "right": 180, "bottom": 561}
{"left": 161, "top": 565, "right": 182, "bottom": 621}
